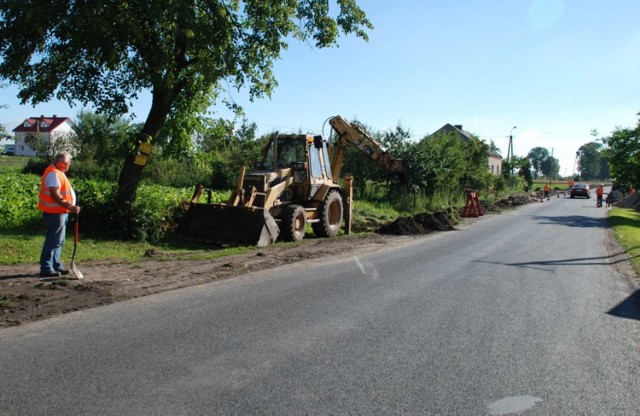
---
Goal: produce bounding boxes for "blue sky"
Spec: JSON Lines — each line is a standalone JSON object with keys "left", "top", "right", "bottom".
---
{"left": 1, "top": 0, "right": 639, "bottom": 176}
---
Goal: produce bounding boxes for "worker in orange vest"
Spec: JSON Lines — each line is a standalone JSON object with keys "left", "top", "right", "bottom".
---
{"left": 595, "top": 184, "right": 605, "bottom": 207}
{"left": 543, "top": 183, "right": 551, "bottom": 200}
{"left": 38, "top": 151, "right": 81, "bottom": 278}
{"left": 568, "top": 178, "right": 575, "bottom": 188}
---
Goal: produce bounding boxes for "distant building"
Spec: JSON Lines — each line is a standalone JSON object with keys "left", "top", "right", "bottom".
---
{"left": 12, "top": 115, "right": 74, "bottom": 157}
{"left": 488, "top": 150, "right": 502, "bottom": 176}
{"left": 430, "top": 123, "right": 503, "bottom": 176}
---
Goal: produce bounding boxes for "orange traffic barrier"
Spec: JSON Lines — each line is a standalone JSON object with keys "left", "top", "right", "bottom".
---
{"left": 462, "top": 189, "right": 483, "bottom": 218}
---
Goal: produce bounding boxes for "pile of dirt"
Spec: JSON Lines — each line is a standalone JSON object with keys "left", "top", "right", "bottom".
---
{"left": 614, "top": 191, "right": 639, "bottom": 210}
{"left": 377, "top": 210, "right": 456, "bottom": 235}
{"left": 482, "top": 193, "right": 534, "bottom": 213}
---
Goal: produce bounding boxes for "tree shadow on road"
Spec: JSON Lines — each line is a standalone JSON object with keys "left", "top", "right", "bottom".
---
{"left": 478, "top": 247, "right": 638, "bottom": 271}
{"left": 607, "top": 289, "right": 640, "bottom": 321}
{"left": 531, "top": 215, "right": 609, "bottom": 229}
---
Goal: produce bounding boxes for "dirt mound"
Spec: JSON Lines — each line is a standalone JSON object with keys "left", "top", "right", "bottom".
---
{"left": 482, "top": 193, "right": 534, "bottom": 213}
{"left": 614, "top": 191, "right": 639, "bottom": 210}
{"left": 377, "top": 210, "right": 456, "bottom": 235}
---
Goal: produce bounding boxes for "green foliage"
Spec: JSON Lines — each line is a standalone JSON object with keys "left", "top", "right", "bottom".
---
{"left": 525, "top": 147, "right": 560, "bottom": 180}
{"left": 113, "top": 184, "right": 192, "bottom": 242}
{"left": 339, "top": 122, "right": 395, "bottom": 197}
{"left": 460, "top": 137, "right": 494, "bottom": 190}
{"left": 0, "top": 155, "right": 29, "bottom": 173}
{"left": 0, "top": 172, "right": 231, "bottom": 243}
{"left": 193, "top": 117, "right": 263, "bottom": 189}
{"left": 602, "top": 121, "right": 639, "bottom": 190}
{"left": 22, "top": 158, "right": 49, "bottom": 175}
{"left": 72, "top": 110, "right": 136, "bottom": 165}
{"left": 540, "top": 156, "right": 560, "bottom": 179}
{"left": 527, "top": 147, "right": 550, "bottom": 178}
{"left": 0, "top": 173, "right": 41, "bottom": 228}
{"left": 577, "top": 141, "right": 604, "bottom": 180}
{"left": 141, "top": 156, "right": 213, "bottom": 188}
{"left": 409, "top": 132, "right": 466, "bottom": 196}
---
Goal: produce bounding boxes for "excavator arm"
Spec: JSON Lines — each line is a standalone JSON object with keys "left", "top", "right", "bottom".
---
{"left": 328, "top": 115, "right": 410, "bottom": 185}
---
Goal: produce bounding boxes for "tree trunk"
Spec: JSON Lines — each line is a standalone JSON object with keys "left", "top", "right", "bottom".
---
{"left": 115, "top": 90, "right": 172, "bottom": 213}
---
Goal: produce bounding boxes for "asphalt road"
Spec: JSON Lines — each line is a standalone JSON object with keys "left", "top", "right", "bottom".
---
{"left": 1, "top": 193, "right": 639, "bottom": 415}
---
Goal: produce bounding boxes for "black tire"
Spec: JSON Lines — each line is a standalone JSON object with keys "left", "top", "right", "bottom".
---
{"left": 280, "top": 205, "right": 306, "bottom": 242}
{"left": 312, "top": 190, "right": 343, "bottom": 238}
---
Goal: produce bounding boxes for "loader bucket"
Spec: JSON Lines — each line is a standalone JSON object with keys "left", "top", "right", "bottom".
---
{"left": 181, "top": 203, "right": 280, "bottom": 246}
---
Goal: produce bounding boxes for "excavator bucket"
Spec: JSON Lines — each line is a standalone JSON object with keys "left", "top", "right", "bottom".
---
{"left": 180, "top": 203, "right": 280, "bottom": 246}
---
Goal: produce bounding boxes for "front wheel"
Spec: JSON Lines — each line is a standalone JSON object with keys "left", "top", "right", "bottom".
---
{"left": 280, "top": 205, "right": 306, "bottom": 242}
{"left": 312, "top": 190, "right": 343, "bottom": 238}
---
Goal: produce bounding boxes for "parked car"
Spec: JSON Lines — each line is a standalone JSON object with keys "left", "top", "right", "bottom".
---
{"left": 570, "top": 183, "right": 591, "bottom": 198}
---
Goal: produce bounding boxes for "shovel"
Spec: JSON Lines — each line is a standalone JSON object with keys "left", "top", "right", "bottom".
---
{"left": 69, "top": 206, "right": 83, "bottom": 280}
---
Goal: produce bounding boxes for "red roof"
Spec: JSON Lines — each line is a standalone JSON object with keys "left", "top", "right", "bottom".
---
{"left": 13, "top": 116, "right": 72, "bottom": 133}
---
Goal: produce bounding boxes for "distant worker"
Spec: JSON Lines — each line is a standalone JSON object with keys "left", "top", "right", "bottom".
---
{"left": 568, "top": 178, "right": 575, "bottom": 188}
{"left": 544, "top": 183, "right": 551, "bottom": 200}
{"left": 596, "top": 184, "right": 605, "bottom": 207}
{"left": 605, "top": 191, "right": 615, "bottom": 207}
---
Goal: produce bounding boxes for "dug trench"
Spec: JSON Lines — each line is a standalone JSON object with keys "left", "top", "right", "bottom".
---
{"left": 0, "top": 194, "right": 535, "bottom": 328}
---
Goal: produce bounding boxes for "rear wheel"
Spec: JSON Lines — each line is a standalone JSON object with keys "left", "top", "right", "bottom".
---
{"left": 280, "top": 205, "right": 306, "bottom": 242}
{"left": 312, "top": 190, "right": 343, "bottom": 238}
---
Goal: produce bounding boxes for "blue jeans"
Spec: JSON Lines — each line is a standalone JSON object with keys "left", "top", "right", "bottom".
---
{"left": 40, "top": 213, "right": 68, "bottom": 273}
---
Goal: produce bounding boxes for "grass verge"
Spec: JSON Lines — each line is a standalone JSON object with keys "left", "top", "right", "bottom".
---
{"left": 609, "top": 208, "right": 640, "bottom": 275}
{"left": 0, "top": 227, "right": 259, "bottom": 266}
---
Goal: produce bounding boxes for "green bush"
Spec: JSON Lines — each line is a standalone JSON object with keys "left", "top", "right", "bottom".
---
{"left": 1, "top": 173, "right": 232, "bottom": 243}
{"left": 0, "top": 173, "right": 42, "bottom": 228}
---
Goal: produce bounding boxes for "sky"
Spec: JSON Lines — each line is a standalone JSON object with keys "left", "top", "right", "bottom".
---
{"left": 1, "top": 0, "right": 639, "bottom": 176}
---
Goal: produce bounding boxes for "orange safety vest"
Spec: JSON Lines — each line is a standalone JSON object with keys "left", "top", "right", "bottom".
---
{"left": 38, "top": 165, "right": 73, "bottom": 213}
{"left": 596, "top": 187, "right": 604, "bottom": 196}
{"left": 544, "top": 184, "right": 550, "bottom": 192}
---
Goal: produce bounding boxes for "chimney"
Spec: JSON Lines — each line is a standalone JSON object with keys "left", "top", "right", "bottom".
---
{"left": 454, "top": 124, "right": 463, "bottom": 130}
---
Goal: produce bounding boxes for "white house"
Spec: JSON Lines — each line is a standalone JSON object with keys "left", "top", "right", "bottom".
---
{"left": 12, "top": 115, "right": 74, "bottom": 156}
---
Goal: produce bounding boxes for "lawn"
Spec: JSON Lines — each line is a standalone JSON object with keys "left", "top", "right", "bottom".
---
{"left": 609, "top": 208, "right": 640, "bottom": 275}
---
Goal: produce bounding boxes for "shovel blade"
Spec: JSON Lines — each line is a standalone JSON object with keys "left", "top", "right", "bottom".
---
{"left": 69, "top": 260, "right": 83, "bottom": 280}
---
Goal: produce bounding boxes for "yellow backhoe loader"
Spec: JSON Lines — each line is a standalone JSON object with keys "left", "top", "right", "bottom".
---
{"left": 180, "top": 115, "right": 410, "bottom": 246}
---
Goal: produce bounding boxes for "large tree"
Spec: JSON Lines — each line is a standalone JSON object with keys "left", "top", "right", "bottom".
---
{"left": 526, "top": 147, "right": 550, "bottom": 178}
{"left": 577, "top": 141, "right": 603, "bottom": 180}
{"left": 602, "top": 115, "right": 640, "bottom": 190}
{"left": 540, "top": 156, "right": 560, "bottom": 179}
{"left": 0, "top": 0, "right": 372, "bottom": 212}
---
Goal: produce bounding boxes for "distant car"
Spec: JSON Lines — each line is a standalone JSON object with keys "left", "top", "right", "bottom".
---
{"left": 570, "top": 183, "right": 591, "bottom": 198}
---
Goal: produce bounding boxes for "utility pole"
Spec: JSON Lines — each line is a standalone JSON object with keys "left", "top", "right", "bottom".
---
{"left": 507, "top": 126, "right": 517, "bottom": 175}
